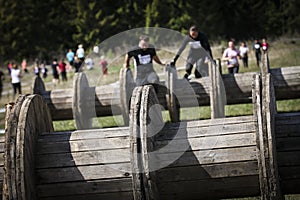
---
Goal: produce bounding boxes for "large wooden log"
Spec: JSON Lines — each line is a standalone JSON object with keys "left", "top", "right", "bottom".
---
{"left": 3, "top": 87, "right": 300, "bottom": 199}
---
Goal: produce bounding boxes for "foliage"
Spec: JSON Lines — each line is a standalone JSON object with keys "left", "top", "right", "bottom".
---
{"left": 0, "top": 0, "right": 299, "bottom": 65}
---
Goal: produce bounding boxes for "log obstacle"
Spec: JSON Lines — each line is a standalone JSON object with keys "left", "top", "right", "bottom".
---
{"left": 31, "top": 65, "right": 300, "bottom": 126}
{"left": 3, "top": 69, "right": 300, "bottom": 199}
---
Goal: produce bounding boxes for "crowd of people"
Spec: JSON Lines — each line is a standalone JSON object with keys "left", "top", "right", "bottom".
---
{"left": 123, "top": 25, "right": 270, "bottom": 89}
{"left": 0, "top": 43, "right": 109, "bottom": 99}
{"left": 1, "top": 25, "right": 270, "bottom": 99}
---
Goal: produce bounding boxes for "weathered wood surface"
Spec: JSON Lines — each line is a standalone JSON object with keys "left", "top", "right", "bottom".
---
{"left": 32, "top": 66, "right": 300, "bottom": 121}
{"left": 128, "top": 85, "right": 260, "bottom": 200}
{"left": 254, "top": 73, "right": 283, "bottom": 200}
{"left": 165, "top": 65, "right": 180, "bottom": 122}
{"left": 0, "top": 135, "right": 5, "bottom": 200}
{"left": 209, "top": 61, "right": 225, "bottom": 118}
{"left": 4, "top": 76, "right": 300, "bottom": 200}
{"left": 72, "top": 72, "right": 95, "bottom": 129}
{"left": 275, "top": 112, "right": 300, "bottom": 194}
{"left": 37, "top": 129, "right": 133, "bottom": 199}
{"left": 3, "top": 95, "right": 53, "bottom": 200}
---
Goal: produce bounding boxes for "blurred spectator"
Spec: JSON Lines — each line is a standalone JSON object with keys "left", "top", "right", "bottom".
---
{"left": 73, "top": 56, "right": 82, "bottom": 73}
{"left": 262, "top": 38, "right": 269, "bottom": 52}
{"left": 34, "top": 62, "right": 40, "bottom": 76}
{"left": 85, "top": 57, "right": 94, "bottom": 70}
{"left": 222, "top": 40, "right": 240, "bottom": 74}
{"left": 21, "top": 59, "right": 28, "bottom": 73}
{"left": 7, "top": 62, "right": 13, "bottom": 75}
{"left": 10, "top": 64, "right": 22, "bottom": 97}
{"left": 66, "top": 49, "right": 75, "bottom": 67}
{"left": 51, "top": 58, "right": 60, "bottom": 85}
{"left": 253, "top": 39, "right": 262, "bottom": 67}
{"left": 76, "top": 44, "right": 85, "bottom": 62}
{"left": 40, "top": 62, "right": 48, "bottom": 79}
{"left": 239, "top": 42, "right": 249, "bottom": 68}
{"left": 58, "top": 59, "right": 67, "bottom": 82}
{"left": 100, "top": 55, "right": 108, "bottom": 77}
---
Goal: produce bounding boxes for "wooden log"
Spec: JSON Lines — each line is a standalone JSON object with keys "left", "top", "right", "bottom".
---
{"left": 3, "top": 88, "right": 300, "bottom": 199}
{"left": 32, "top": 66, "right": 300, "bottom": 122}
{"left": 36, "top": 129, "right": 133, "bottom": 200}
{"left": 134, "top": 85, "right": 261, "bottom": 199}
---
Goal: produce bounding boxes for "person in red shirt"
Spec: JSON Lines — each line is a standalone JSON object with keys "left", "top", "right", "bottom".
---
{"left": 58, "top": 59, "right": 67, "bottom": 82}
{"left": 262, "top": 38, "right": 269, "bottom": 52}
{"left": 100, "top": 56, "right": 108, "bottom": 77}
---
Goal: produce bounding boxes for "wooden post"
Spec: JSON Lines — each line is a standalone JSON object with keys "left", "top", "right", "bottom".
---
{"left": 215, "top": 58, "right": 222, "bottom": 75}
{"left": 120, "top": 68, "right": 135, "bottom": 126}
{"left": 130, "top": 85, "right": 160, "bottom": 200}
{"left": 130, "top": 86, "right": 144, "bottom": 200}
{"left": 261, "top": 74, "right": 283, "bottom": 199}
{"left": 165, "top": 65, "right": 180, "bottom": 122}
{"left": 253, "top": 73, "right": 283, "bottom": 200}
{"left": 261, "top": 51, "right": 270, "bottom": 75}
{"left": 209, "top": 61, "right": 225, "bottom": 119}
{"left": 31, "top": 76, "right": 46, "bottom": 95}
{"left": 72, "top": 72, "right": 95, "bottom": 130}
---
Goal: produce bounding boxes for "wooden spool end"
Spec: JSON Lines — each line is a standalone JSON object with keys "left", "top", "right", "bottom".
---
{"left": 72, "top": 72, "right": 95, "bottom": 130}
{"left": 3, "top": 95, "right": 53, "bottom": 200}
{"left": 165, "top": 65, "right": 180, "bottom": 122}
{"left": 31, "top": 76, "right": 46, "bottom": 95}
{"left": 253, "top": 73, "right": 283, "bottom": 200}
{"left": 120, "top": 68, "right": 135, "bottom": 126}
{"left": 130, "top": 85, "right": 161, "bottom": 200}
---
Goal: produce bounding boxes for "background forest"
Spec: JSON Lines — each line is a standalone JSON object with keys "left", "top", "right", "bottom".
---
{"left": 0, "top": 0, "right": 299, "bottom": 64}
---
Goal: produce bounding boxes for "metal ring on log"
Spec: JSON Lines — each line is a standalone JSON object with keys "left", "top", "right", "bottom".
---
{"left": 120, "top": 68, "right": 135, "bottom": 126}
{"left": 165, "top": 65, "right": 180, "bottom": 122}
{"left": 72, "top": 73, "right": 95, "bottom": 130}
{"left": 3, "top": 95, "right": 53, "bottom": 200}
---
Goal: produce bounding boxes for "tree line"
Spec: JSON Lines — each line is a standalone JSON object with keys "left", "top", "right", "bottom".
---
{"left": 0, "top": 0, "right": 299, "bottom": 64}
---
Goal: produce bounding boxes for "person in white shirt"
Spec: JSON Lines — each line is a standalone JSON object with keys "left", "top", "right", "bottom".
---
{"left": 239, "top": 42, "right": 249, "bottom": 68}
{"left": 222, "top": 40, "right": 240, "bottom": 74}
{"left": 10, "top": 63, "right": 22, "bottom": 96}
{"left": 76, "top": 44, "right": 85, "bottom": 61}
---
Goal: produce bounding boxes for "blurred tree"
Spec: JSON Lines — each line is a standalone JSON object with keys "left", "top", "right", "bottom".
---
{"left": 0, "top": 0, "right": 299, "bottom": 65}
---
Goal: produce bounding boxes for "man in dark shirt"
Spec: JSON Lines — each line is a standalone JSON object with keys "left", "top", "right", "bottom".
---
{"left": 253, "top": 39, "right": 262, "bottom": 67}
{"left": 123, "top": 35, "right": 165, "bottom": 86}
{"left": 171, "top": 25, "right": 213, "bottom": 79}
